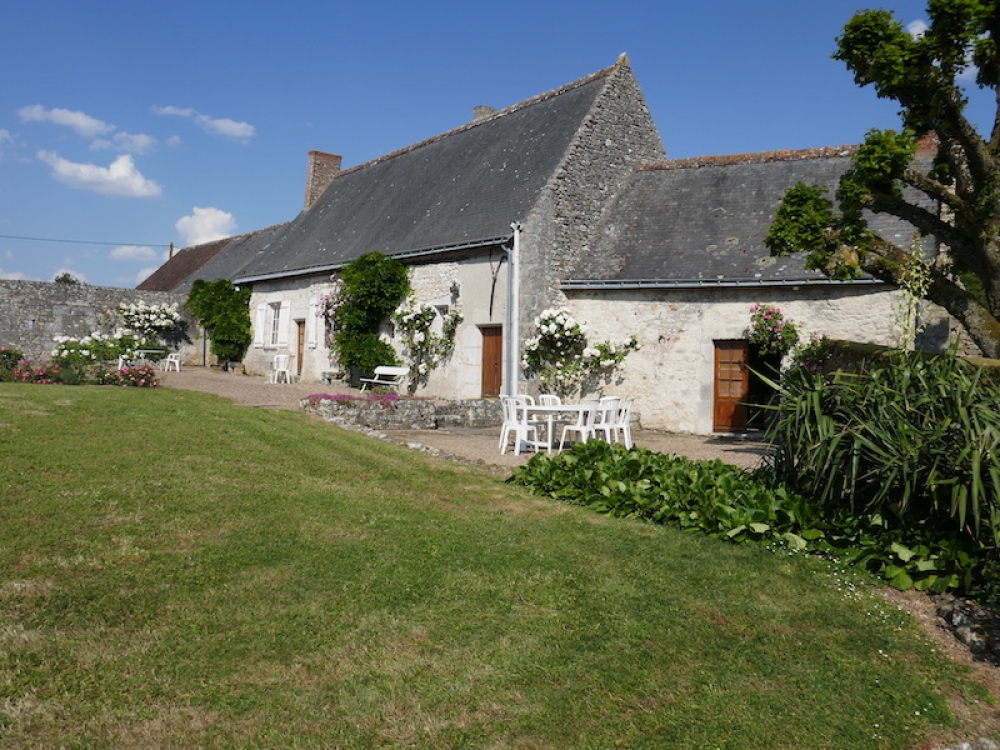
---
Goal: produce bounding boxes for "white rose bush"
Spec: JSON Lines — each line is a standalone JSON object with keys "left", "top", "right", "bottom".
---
{"left": 44, "top": 300, "right": 185, "bottom": 386}
{"left": 521, "top": 308, "right": 638, "bottom": 399}
{"left": 392, "top": 297, "right": 463, "bottom": 394}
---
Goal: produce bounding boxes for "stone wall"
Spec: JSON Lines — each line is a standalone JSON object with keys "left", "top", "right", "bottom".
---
{"left": 0, "top": 280, "right": 192, "bottom": 362}
{"left": 302, "top": 396, "right": 501, "bottom": 431}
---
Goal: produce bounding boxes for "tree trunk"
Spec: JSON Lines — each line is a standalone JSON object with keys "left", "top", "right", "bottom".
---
{"left": 927, "top": 277, "right": 1000, "bottom": 358}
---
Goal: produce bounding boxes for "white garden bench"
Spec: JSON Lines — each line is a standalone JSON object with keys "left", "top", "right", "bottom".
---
{"left": 359, "top": 365, "right": 409, "bottom": 390}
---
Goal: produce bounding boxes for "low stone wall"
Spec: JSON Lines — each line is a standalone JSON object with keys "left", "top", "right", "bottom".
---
{"left": 302, "top": 396, "right": 502, "bottom": 431}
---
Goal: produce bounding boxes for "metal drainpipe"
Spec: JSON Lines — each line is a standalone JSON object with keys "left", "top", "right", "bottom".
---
{"left": 506, "top": 221, "right": 522, "bottom": 397}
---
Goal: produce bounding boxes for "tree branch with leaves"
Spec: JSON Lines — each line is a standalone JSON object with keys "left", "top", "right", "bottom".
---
{"left": 765, "top": 0, "right": 1000, "bottom": 357}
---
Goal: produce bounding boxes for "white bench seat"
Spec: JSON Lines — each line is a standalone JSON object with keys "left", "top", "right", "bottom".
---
{"left": 359, "top": 365, "right": 409, "bottom": 390}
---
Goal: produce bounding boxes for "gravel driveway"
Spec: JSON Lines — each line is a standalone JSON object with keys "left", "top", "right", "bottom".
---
{"left": 159, "top": 367, "right": 770, "bottom": 472}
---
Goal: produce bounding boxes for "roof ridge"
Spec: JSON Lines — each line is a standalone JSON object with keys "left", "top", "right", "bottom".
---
{"left": 178, "top": 221, "right": 291, "bottom": 253}
{"left": 330, "top": 59, "right": 621, "bottom": 181}
{"left": 642, "top": 144, "right": 861, "bottom": 171}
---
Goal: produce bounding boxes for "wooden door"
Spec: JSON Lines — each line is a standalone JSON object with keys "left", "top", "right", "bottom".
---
{"left": 480, "top": 325, "right": 503, "bottom": 397}
{"left": 296, "top": 321, "right": 306, "bottom": 378}
{"left": 714, "top": 340, "right": 750, "bottom": 433}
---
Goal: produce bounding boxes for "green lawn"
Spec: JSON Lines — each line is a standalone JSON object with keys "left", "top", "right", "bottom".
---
{"left": 0, "top": 383, "right": 989, "bottom": 749}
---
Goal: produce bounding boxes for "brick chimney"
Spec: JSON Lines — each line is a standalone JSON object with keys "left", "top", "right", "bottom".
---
{"left": 304, "top": 150, "right": 342, "bottom": 210}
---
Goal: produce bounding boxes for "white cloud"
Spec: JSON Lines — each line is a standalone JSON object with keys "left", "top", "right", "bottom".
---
{"left": 0, "top": 267, "right": 28, "bottom": 280}
{"left": 92, "top": 132, "right": 157, "bottom": 155}
{"left": 196, "top": 115, "right": 255, "bottom": 141}
{"left": 153, "top": 105, "right": 195, "bottom": 118}
{"left": 110, "top": 244, "right": 158, "bottom": 261}
{"left": 133, "top": 266, "right": 159, "bottom": 284}
{"left": 37, "top": 151, "right": 162, "bottom": 197}
{"left": 175, "top": 206, "right": 237, "bottom": 246}
{"left": 906, "top": 19, "right": 928, "bottom": 39}
{"left": 0, "top": 129, "right": 12, "bottom": 160}
{"left": 166, "top": 135, "right": 182, "bottom": 148}
{"left": 18, "top": 105, "right": 114, "bottom": 139}
{"left": 153, "top": 104, "right": 255, "bottom": 142}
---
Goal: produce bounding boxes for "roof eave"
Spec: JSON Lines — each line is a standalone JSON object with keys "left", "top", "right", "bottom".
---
{"left": 234, "top": 234, "right": 512, "bottom": 285}
{"left": 559, "top": 277, "right": 888, "bottom": 290}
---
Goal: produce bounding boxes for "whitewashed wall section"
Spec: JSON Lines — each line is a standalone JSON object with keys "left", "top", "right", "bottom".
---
{"left": 566, "top": 285, "right": 900, "bottom": 435}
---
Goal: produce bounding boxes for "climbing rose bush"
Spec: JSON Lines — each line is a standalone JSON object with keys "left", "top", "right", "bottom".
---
{"left": 521, "top": 308, "right": 638, "bottom": 398}
{"left": 748, "top": 303, "right": 799, "bottom": 357}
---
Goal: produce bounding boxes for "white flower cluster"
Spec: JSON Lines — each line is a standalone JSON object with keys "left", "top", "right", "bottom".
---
{"left": 118, "top": 301, "right": 181, "bottom": 334}
{"left": 52, "top": 330, "right": 141, "bottom": 361}
{"left": 533, "top": 308, "right": 587, "bottom": 338}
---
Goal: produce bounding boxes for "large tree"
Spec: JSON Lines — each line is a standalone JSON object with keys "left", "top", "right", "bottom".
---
{"left": 764, "top": 0, "right": 1000, "bottom": 357}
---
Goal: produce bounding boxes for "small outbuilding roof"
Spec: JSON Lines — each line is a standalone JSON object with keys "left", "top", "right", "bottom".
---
{"left": 568, "top": 147, "right": 868, "bottom": 289}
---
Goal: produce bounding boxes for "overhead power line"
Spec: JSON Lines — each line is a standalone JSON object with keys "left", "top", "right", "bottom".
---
{"left": 0, "top": 233, "right": 171, "bottom": 248}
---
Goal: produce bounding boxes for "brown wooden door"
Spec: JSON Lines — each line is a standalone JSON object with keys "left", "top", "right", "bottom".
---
{"left": 296, "top": 321, "right": 306, "bottom": 378}
{"left": 714, "top": 340, "right": 750, "bottom": 433}
{"left": 480, "top": 325, "right": 503, "bottom": 397}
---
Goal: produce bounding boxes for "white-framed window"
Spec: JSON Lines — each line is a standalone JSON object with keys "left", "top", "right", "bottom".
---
{"left": 269, "top": 302, "right": 282, "bottom": 346}
{"left": 255, "top": 299, "right": 290, "bottom": 349}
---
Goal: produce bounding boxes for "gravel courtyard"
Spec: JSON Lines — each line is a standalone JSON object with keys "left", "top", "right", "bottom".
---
{"left": 158, "top": 367, "right": 770, "bottom": 472}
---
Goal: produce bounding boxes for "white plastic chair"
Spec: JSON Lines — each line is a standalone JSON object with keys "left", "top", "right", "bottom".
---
{"left": 538, "top": 394, "right": 561, "bottom": 406}
{"left": 559, "top": 400, "right": 599, "bottom": 450}
{"left": 269, "top": 354, "right": 292, "bottom": 384}
{"left": 609, "top": 399, "right": 634, "bottom": 449}
{"left": 592, "top": 396, "right": 621, "bottom": 444}
{"left": 161, "top": 353, "right": 181, "bottom": 372}
{"left": 499, "top": 395, "right": 540, "bottom": 455}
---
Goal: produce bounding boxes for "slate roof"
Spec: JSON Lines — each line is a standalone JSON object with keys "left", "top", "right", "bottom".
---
{"left": 136, "top": 236, "right": 233, "bottom": 292}
{"left": 567, "top": 146, "right": 920, "bottom": 289}
{"left": 172, "top": 224, "right": 288, "bottom": 293}
{"left": 234, "top": 64, "right": 616, "bottom": 282}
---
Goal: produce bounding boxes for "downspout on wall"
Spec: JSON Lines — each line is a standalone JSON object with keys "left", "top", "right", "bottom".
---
{"left": 505, "top": 222, "right": 522, "bottom": 396}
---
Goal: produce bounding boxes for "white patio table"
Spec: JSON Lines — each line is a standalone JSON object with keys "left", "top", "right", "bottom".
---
{"left": 523, "top": 403, "right": 592, "bottom": 454}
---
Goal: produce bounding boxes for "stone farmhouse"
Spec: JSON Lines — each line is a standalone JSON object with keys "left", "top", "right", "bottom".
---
{"left": 141, "top": 54, "right": 942, "bottom": 435}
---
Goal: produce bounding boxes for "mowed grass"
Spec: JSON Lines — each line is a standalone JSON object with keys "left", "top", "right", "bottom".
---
{"left": 0, "top": 383, "right": 986, "bottom": 749}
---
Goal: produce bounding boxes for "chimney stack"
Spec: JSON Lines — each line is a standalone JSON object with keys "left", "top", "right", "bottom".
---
{"left": 472, "top": 105, "right": 498, "bottom": 122}
{"left": 304, "top": 150, "right": 343, "bottom": 210}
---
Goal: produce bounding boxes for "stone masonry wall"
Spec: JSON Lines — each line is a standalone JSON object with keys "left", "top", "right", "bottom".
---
{"left": 519, "top": 58, "right": 667, "bottom": 337}
{"left": 0, "top": 280, "right": 190, "bottom": 362}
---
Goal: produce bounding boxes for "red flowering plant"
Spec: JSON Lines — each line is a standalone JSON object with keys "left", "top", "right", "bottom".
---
{"left": 747, "top": 303, "right": 799, "bottom": 357}
{"left": 111, "top": 365, "right": 160, "bottom": 388}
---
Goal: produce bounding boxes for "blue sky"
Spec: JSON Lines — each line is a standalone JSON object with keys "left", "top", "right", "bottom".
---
{"left": 0, "top": 0, "right": 986, "bottom": 288}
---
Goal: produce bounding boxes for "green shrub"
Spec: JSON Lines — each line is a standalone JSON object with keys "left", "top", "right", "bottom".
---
{"left": 509, "top": 441, "right": 818, "bottom": 546}
{"left": 186, "top": 280, "right": 252, "bottom": 363}
{"left": 324, "top": 253, "right": 410, "bottom": 375}
{"left": 0, "top": 346, "right": 25, "bottom": 381}
{"left": 508, "top": 438, "right": 999, "bottom": 602}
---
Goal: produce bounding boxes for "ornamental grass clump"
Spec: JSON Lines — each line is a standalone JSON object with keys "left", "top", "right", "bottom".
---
{"left": 765, "top": 350, "right": 1000, "bottom": 599}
